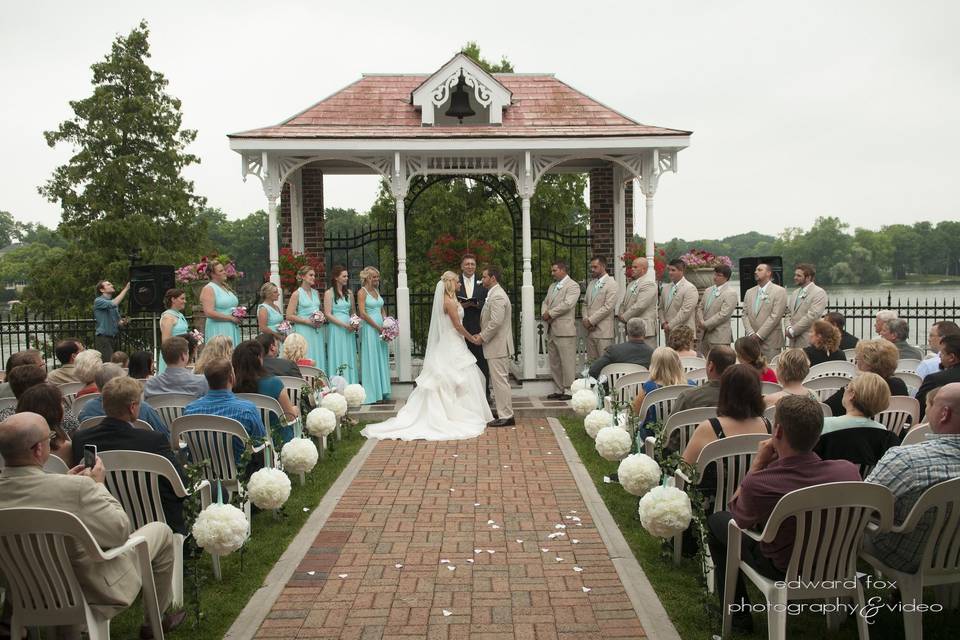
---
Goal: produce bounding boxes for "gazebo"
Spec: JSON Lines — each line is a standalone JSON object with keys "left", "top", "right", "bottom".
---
{"left": 228, "top": 53, "right": 691, "bottom": 384}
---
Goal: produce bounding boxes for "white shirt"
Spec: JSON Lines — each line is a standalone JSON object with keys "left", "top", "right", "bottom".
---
{"left": 462, "top": 273, "right": 475, "bottom": 299}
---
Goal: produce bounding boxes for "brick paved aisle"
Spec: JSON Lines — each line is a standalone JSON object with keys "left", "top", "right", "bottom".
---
{"left": 255, "top": 419, "right": 648, "bottom": 640}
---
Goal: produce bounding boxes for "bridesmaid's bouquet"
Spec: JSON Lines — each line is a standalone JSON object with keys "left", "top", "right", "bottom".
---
{"left": 189, "top": 329, "right": 204, "bottom": 345}
{"left": 380, "top": 317, "right": 399, "bottom": 342}
{"left": 309, "top": 310, "right": 326, "bottom": 327}
{"left": 231, "top": 306, "right": 248, "bottom": 320}
{"left": 277, "top": 320, "right": 293, "bottom": 337}
{"left": 349, "top": 314, "right": 362, "bottom": 331}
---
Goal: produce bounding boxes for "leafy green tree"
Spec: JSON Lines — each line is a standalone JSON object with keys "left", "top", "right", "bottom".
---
{"left": 198, "top": 208, "right": 270, "bottom": 286}
{"left": 324, "top": 208, "right": 370, "bottom": 237}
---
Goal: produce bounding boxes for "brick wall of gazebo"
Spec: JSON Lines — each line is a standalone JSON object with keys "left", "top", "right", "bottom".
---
{"left": 589, "top": 165, "right": 633, "bottom": 266}
{"left": 279, "top": 164, "right": 326, "bottom": 283}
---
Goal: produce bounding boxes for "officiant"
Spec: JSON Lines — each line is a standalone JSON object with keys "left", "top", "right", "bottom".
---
{"left": 459, "top": 254, "right": 490, "bottom": 398}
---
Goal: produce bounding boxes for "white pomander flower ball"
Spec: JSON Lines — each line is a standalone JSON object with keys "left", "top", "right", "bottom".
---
{"left": 281, "top": 438, "right": 319, "bottom": 474}
{"left": 247, "top": 468, "right": 292, "bottom": 510}
{"left": 617, "top": 453, "right": 662, "bottom": 496}
{"left": 638, "top": 486, "right": 693, "bottom": 538}
{"left": 594, "top": 426, "right": 633, "bottom": 461}
{"left": 321, "top": 392, "right": 348, "bottom": 418}
{"left": 343, "top": 384, "right": 366, "bottom": 408}
{"left": 192, "top": 503, "right": 248, "bottom": 556}
{"left": 306, "top": 407, "right": 337, "bottom": 437}
{"left": 570, "top": 377, "right": 597, "bottom": 393}
{"left": 583, "top": 409, "right": 613, "bottom": 439}
{"left": 571, "top": 389, "right": 598, "bottom": 416}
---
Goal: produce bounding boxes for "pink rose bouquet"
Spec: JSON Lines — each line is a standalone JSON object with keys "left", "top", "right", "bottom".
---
{"left": 349, "top": 315, "right": 362, "bottom": 331}
{"left": 380, "top": 317, "right": 399, "bottom": 342}
{"left": 277, "top": 321, "right": 292, "bottom": 336}
{"left": 189, "top": 329, "right": 204, "bottom": 345}
{"left": 309, "top": 310, "right": 326, "bottom": 327}
{"left": 231, "top": 306, "right": 248, "bottom": 320}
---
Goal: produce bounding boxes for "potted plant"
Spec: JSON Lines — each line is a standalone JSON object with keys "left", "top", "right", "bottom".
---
{"left": 621, "top": 243, "right": 667, "bottom": 280}
{"left": 678, "top": 249, "right": 733, "bottom": 293}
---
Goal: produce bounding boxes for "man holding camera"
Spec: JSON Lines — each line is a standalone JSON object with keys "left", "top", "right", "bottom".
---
{"left": 93, "top": 279, "right": 130, "bottom": 361}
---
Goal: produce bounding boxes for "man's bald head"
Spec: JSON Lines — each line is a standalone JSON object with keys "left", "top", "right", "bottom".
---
{"left": 929, "top": 383, "right": 960, "bottom": 435}
{"left": 0, "top": 412, "right": 51, "bottom": 467}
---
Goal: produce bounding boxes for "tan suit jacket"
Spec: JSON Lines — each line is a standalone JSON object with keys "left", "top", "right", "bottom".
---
{"left": 659, "top": 278, "right": 698, "bottom": 333}
{"left": 698, "top": 283, "right": 739, "bottom": 346}
{"left": 743, "top": 282, "right": 788, "bottom": 353}
{"left": 480, "top": 284, "right": 514, "bottom": 359}
{"left": 619, "top": 279, "right": 658, "bottom": 337}
{"left": 786, "top": 283, "right": 828, "bottom": 348}
{"left": 541, "top": 277, "right": 581, "bottom": 337}
{"left": 47, "top": 364, "right": 80, "bottom": 385}
{"left": 583, "top": 275, "right": 619, "bottom": 340}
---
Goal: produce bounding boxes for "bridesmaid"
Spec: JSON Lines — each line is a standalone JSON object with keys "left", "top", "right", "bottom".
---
{"left": 324, "top": 264, "right": 359, "bottom": 383}
{"left": 257, "top": 282, "right": 286, "bottom": 342}
{"left": 200, "top": 260, "right": 242, "bottom": 346}
{"left": 357, "top": 267, "right": 390, "bottom": 403}
{"left": 285, "top": 266, "right": 327, "bottom": 373}
{"left": 158, "top": 288, "right": 189, "bottom": 374}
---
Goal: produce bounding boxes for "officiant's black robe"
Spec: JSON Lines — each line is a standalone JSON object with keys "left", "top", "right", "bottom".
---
{"left": 459, "top": 272, "right": 489, "bottom": 395}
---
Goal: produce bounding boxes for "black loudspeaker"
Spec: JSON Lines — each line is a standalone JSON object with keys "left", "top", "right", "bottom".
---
{"left": 738, "top": 256, "right": 784, "bottom": 301}
{"left": 128, "top": 265, "right": 176, "bottom": 314}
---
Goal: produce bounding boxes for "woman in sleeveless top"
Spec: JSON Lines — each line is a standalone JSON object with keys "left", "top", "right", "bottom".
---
{"left": 257, "top": 282, "right": 286, "bottom": 342}
{"left": 285, "top": 266, "right": 327, "bottom": 372}
{"left": 631, "top": 347, "right": 694, "bottom": 434}
{"left": 158, "top": 288, "right": 189, "bottom": 374}
{"left": 357, "top": 266, "right": 391, "bottom": 404}
{"left": 764, "top": 348, "right": 817, "bottom": 407}
{"left": 200, "top": 260, "right": 241, "bottom": 346}
{"left": 324, "top": 264, "right": 359, "bottom": 384}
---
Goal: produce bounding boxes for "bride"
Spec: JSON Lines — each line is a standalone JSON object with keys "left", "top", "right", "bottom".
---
{"left": 361, "top": 271, "right": 493, "bottom": 441}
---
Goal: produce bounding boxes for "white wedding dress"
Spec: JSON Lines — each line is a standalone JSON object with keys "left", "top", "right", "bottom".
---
{"left": 361, "top": 281, "right": 493, "bottom": 441}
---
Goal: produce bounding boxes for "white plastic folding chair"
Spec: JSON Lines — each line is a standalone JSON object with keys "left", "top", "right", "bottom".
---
{"left": 599, "top": 363, "right": 648, "bottom": 391}
{"left": 874, "top": 395, "right": 920, "bottom": 437}
{"left": 644, "top": 406, "right": 717, "bottom": 458}
{"left": 43, "top": 455, "right": 70, "bottom": 474}
{"left": 298, "top": 365, "right": 322, "bottom": 387}
{"left": 762, "top": 401, "right": 831, "bottom": 424}
{"left": 802, "top": 375, "right": 849, "bottom": 401}
{"left": 147, "top": 393, "right": 197, "bottom": 441}
{"left": 278, "top": 376, "right": 305, "bottom": 408}
{"left": 680, "top": 356, "right": 707, "bottom": 373}
{"left": 0, "top": 396, "right": 17, "bottom": 412}
{"left": 896, "top": 358, "right": 923, "bottom": 375}
{"left": 760, "top": 381, "right": 783, "bottom": 395}
{"left": 804, "top": 360, "right": 857, "bottom": 381}
{"left": 0, "top": 507, "right": 166, "bottom": 640}
{"left": 611, "top": 371, "right": 651, "bottom": 406}
{"left": 900, "top": 423, "right": 931, "bottom": 446}
{"left": 686, "top": 367, "right": 708, "bottom": 386}
{"left": 236, "top": 392, "right": 298, "bottom": 439}
{"left": 100, "top": 450, "right": 211, "bottom": 605}
{"left": 70, "top": 392, "right": 100, "bottom": 416}
{"left": 721, "top": 482, "right": 894, "bottom": 640}
{"left": 843, "top": 348, "right": 858, "bottom": 363}
{"left": 58, "top": 382, "right": 85, "bottom": 411}
{"left": 77, "top": 417, "right": 153, "bottom": 432}
{"left": 861, "top": 477, "right": 960, "bottom": 640}
{"left": 769, "top": 352, "right": 781, "bottom": 368}
{"left": 893, "top": 371, "right": 922, "bottom": 394}
{"left": 636, "top": 384, "right": 692, "bottom": 437}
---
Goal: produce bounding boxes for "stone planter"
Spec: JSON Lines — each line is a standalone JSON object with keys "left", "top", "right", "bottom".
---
{"left": 685, "top": 268, "right": 715, "bottom": 295}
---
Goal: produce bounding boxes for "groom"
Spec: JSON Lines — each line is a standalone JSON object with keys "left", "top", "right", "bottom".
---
{"left": 474, "top": 265, "right": 514, "bottom": 427}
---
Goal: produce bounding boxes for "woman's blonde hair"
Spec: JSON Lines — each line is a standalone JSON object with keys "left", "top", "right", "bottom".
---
{"left": 441, "top": 271, "right": 458, "bottom": 298}
{"left": 776, "top": 348, "right": 810, "bottom": 384}
{"left": 360, "top": 266, "right": 379, "bottom": 286}
{"left": 649, "top": 347, "right": 687, "bottom": 387}
{"left": 296, "top": 265, "right": 314, "bottom": 282}
{"left": 195, "top": 335, "right": 234, "bottom": 374}
{"left": 259, "top": 282, "right": 278, "bottom": 299}
{"left": 855, "top": 339, "right": 899, "bottom": 379}
{"left": 283, "top": 333, "right": 308, "bottom": 362}
{"left": 74, "top": 349, "right": 103, "bottom": 384}
{"left": 847, "top": 371, "right": 891, "bottom": 417}
{"left": 667, "top": 325, "right": 695, "bottom": 352}
{"left": 813, "top": 319, "right": 841, "bottom": 353}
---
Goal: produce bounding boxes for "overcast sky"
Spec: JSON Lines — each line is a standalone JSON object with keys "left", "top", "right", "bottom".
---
{"left": 1, "top": 0, "right": 956, "bottom": 242}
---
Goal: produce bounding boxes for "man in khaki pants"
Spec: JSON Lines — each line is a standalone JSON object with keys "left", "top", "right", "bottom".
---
{"left": 582, "top": 256, "right": 619, "bottom": 362}
{"left": 476, "top": 265, "right": 515, "bottom": 427}
{"left": 541, "top": 260, "right": 581, "bottom": 400}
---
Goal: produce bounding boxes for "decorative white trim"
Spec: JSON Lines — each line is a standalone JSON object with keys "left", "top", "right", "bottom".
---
{"left": 411, "top": 53, "right": 512, "bottom": 126}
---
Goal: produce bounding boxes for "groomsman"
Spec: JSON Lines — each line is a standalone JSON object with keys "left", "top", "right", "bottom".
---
{"left": 697, "top": 264, "right": 738, "bottom": 354}
{"left": 618, "top": 257, "right": 658, "bottom": 349}
{"left": 743, "top": 263, "right": 788, "bottom": 362}
{"left": 459, "top": 254, "right": 489, "bottom": 397}
{"left": 541, "top": 261, "right": 581, "bottom": 400}
{"left": 582, "top": 256, "right": 619, "bottom": 361}
{"left": 659, "top": 259, "right": 698, "bottom": 342}
{"left": 785, "top": 263, "right": 828, "bottom": 348}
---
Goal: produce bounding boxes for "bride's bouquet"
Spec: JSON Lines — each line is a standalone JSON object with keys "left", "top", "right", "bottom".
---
{"left": 380, "top": 317, "right": 399, "bottom": 342}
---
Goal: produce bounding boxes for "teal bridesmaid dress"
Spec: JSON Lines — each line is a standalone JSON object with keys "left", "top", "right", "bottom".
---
{"left": 326, "top": 292, "right": 358, "bottom": 383}
{"left": 203, "top": 282, "right": 241, "bottom": 346}
{"left": 259, "top": 302, "right": 284, "bottom": 334}
{"left": 157, "top": 309, "right": 189, "bottom": 374}
{"left": 293, "top": 287, "right": 326, "bottom": 372}
{"left": 359, "top": 292, "right": 390, "bottom": 403}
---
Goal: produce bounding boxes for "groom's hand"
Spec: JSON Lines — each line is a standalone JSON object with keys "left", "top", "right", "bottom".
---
{"left": 472, "top": 334, "right": 484, "bottom": 345}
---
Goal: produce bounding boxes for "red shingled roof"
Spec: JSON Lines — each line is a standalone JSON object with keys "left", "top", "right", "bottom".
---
{"left": 230, "top": 75, "right": 689, "bottom": 139}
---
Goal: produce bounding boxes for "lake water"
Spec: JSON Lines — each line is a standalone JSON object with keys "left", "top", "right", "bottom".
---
{"left": 729, "top": 281, "right": 959, "bottom": 303}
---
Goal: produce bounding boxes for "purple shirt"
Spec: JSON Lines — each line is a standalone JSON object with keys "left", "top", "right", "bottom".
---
{"left": 728, "top": 452, "right": 860, "bottom": 571}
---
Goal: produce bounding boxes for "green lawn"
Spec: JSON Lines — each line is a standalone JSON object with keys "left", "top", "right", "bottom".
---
{"left": 557, "top": 416, "right": 960, "bottom": 639}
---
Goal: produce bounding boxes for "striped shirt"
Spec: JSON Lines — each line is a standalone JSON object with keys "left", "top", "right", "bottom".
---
{"left": 183, "top": 389, "right": 266, "bottom": 461}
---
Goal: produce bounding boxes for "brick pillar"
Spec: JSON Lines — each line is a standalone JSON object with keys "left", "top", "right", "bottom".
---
{"left": 279, "top": 182, "right": 292, "bottom": 247}
{"left": 624, "top": 179, "right": 634, "bottom": 242}
{"left": 589, "top": 165, "right": 614, "bottom": 262}
{"left": 279, "top": 163, "right": 326, "bottom": 283}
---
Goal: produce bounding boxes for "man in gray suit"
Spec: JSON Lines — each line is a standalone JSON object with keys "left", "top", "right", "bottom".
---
{"left": 582, "top": 256, "right": 619, "bottom": 361}
{"left": 476, "top": 265, "right": 515, "bottom": 427}
{"left": 697, "top": 264, "right": 739, "bottom": 354}
{"left": 659, "top": 259, "right": 698, "bottom": 342}
{"left": 785, "top": 263, "right": 828, "bottom": 348}
{"left": 743, "top": 263, "right": 788, "bottom": 362}
{"left": 588, "top": 318, "right": 654, "bottom": 378}
{"left": 618, "top": 257, "right": 658, "bottom": 349}
{"left": 541, "top": 260, "right": 581, "bottom": 400}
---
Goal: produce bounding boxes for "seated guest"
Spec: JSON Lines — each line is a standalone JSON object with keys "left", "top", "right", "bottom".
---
{"left": 875, "top": 309, "right": 898, "bottom": 338}
{"left": 763, "top": 349, "right": 815, "bottom": 407}
{"left": 71, "top": 376, "right": 187, "bottom": 534}
{"left": 916, "top": 334, "right": 960, "bottom": 420}
{"left": 78, "top": 364, "right": 168, "bottom": 436}
{"left": 880, "top": 317, "right": 924, "bottom": 360}
{"left": 0, "top": 364, "right": 81, "bottom": 433}
{"left": 184, "top": 358, "right": 267, "bottom": 469}
{"left": 282, "top": 333, "right": 314, "bottom": 367}
{"left": 1, "top": 349, "right": 44, "bottom": 398}
{"left": 630, "top": 347, "right": 691, "bottom": 430}
{"left": 233, "top": 340, "right": 300, "bottom": 442}
{"left": 916, "top": 320, "right": 960, "bottom": 380}
{"left": 667, "top": 324, "right": 698, "bottom": 358}
{"left": 74, "top": 349, "right": 104, "bottom": 397}
{"left": 0, "top": 412, "right": 184, "bottom": 636}
{"left": 815, "top": 372, "right": 897, "bottom": 475}
{"left": 734, "top": 337, "right": 778, "bottom": 383}
{"left": 682, "top": 364, "right": 771, "bottom": 465}
{"left": 144, "top": 336, "right": 209, "bottom": 400}
{"left": 256, "top": 333, "right": 302, "bottom": 378}
{"left": 128, "top": 350, "right": 155, "bottom": 381}
{"left": 588, "top": 318, "right": 654, "bottom": 378}
{"left": 110, "top": 350, "right": 130, "bottom": 368}
{"left": 803, "top": 319, "right": 847, "bottom": 367}
{"left": 194, "top": 335, "right": 233, "bottom": 375}
{"left": 671, "top": 345, "right": 737, "bottom": 413}
{"left": 16, "top": 383, "right": 74, "bottom": 466}
{"left": 46, "top": 337, "right": 85, "bottom": 385}
{"left": 825, "top": 311, "right": 858, "bottom": 350}
{"left": 825, "top": 339, "right": 908, "bottom": 417}
{"left": 865, "top": 382, "right": 960, "bottom": 572}
{"left": 706, "top": 395, "right": 860, "bottom": 631}
{"left": 821, "top": 372, "right": 890, "bottom": 435}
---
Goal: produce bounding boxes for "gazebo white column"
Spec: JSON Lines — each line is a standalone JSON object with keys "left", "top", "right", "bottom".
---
{"left": 261, "top": 153, "right": 282, "bottom": 292}
{"left": 639, "top": 150, "right": 660, "bottom": 283}
{"left": 390, "top": 153, "right": 412, "bottom": 381}
{"left": 612, "top": 165, "right": 627, "bottom": 291}
{"left": 519, "top": 153, "right": 536, "bottom": 379}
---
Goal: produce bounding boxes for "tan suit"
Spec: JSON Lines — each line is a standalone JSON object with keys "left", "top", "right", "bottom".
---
{"left": 583, "top": 275, "right": 619, "bottom": 360}
{"left": 0, "top": 465, "right": 175, "bottom": 617}
{"left": 659, "top": 277, "right": 698, "bottom": 339}
{"left": 698, "top": 283, "right": 739, "bottom": 352}
{"left": 480, "top": 284, "right": 514, "bottom": 420}
{"left": 786, "top": 283, "right": 827, "bottom": 348}
{"left": 541, "top": 276, "right": 581, "bottom": 393}
{"left": 743, "top": 282, "right": 788, "bottom": 361}
{"left": 47, "top": 364, "right": 80, "bottom": 385}
{"left": 619, "top": 278, "right": 658, "bottom": 349}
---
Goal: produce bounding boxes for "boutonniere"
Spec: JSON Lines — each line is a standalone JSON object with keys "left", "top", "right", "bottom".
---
{"left": 759, "top": 290, "right": 769, "bottom": 303}
{"left": 798, "top": 289, "right": 808, "bottom": 300}
{"left": 629, "top": 282, "right": 638, "bottom": 294}
{"left": 555, "top": 281, "right": 563, "bottom": 291}
{"left": 595, "top": 279, "right": 605, "bottom": 291}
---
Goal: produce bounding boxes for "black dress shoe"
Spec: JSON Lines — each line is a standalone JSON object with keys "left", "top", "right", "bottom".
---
{"left": 488, "top": 417, "right": 516, "bottom": 427}
{"left": 556, "top": 394, "right": 572, "bottom": 401}
{"left": 546, "top": 392, "right": 562, "bottom": 400}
